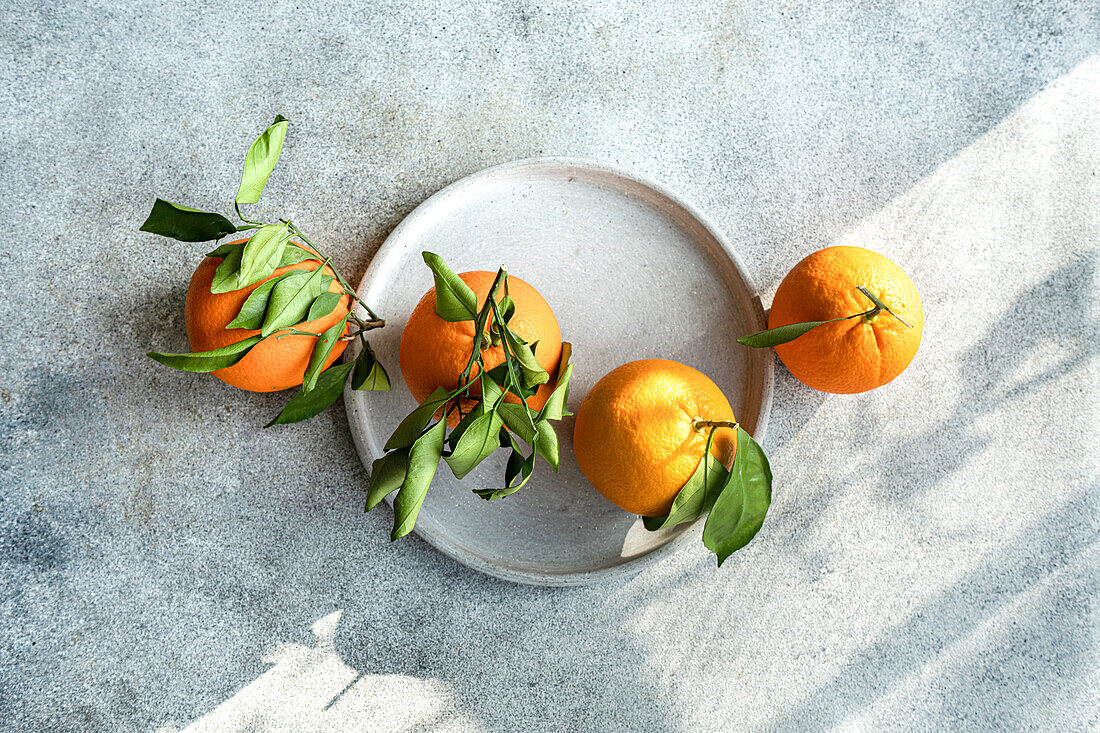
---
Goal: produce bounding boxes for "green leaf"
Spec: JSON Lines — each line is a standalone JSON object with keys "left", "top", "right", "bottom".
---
{"left": 260, "top": 267, "right": 330, "bottom": 336}
{"left": 383, "top": 386, "right": 451, "bottom": 450}
{"left": 352, "top": 343, "right": 390, "bottom": 391}
{"left": 235, "top": 115, "right": 289, "bottom": 204}
{"left": 446, "top": 402, "right": 484, "bottom": 450}
{"left": 391, "top": 419, "right": 447, "bottom": 539}
{"left": 643, "top": 453, "right": 728, "bottom": 531}
{"left": 485, "top": 362, "right": 536, "bottom": 400}
{"left": 497, "top": 402, "right": 537, "bottom": 444}
{"left": 702, "top": 427, "right": 773, "bottom": 566}
{"left": 239, "top": 223, "right": 290, "bottom": 286}
{"left": 207, "top": 240, "right": 243, "bottom": 258}
{"left": 265, "top": 361, "right": 354, "bottom": 427}
{"left": 474, "top": 430, "right": 534, "bottom": 500}
{"left": 365, "top": 448, "right": 409, "bottom": 512}
{"left": 210, "top": 243, "right": 246, "bottom": 293}
{"left": 280, "top": 242, "right": 319, "bottom": 267}
{"left": 226, "top": 273, "right": 291, "bottom": 330}
{"left": 479, "top": 372, "right": 504, "bottom": 411}
{"left": 533, "top": 420, "right": 560, "bottom": 471}
{"left": 738, "top": 319, "right": 841, "bottom": 348}
{"left": 538, "top": 342, "right": 573, "bottom": 421}
{"left": 503, "top": 328, "right": 549, "bottom": 387}
{"left": 140, "top": 199, "right": 237, "bottom": 242}
{"left": 302, "top": 314, "right": 349, "bottom": 393}
{"left": 148, "top": 335, "right": 264, "bottom": 372}
{"left": 306, "top": 291, "right": 343, "bottom": 322}
{"left": 422, "top": 251, "right": 477, "bottom": 322}
{"left": 499, "top": 294, "right": 516, "bottom": 324}
{"left": 445, "top": 410, "right": 504, "bottom": 479}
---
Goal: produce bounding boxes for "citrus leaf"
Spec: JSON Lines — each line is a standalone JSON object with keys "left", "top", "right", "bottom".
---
{"left": 538, "top": 342, "right": 573, "bottom": 421}
{"left": 302, "top": 314, "right": 349, "bottom": 393}
{"left": 265, "top": 361, "right": 354, "bottom": 427}
{"left": 238, "top": 223, "right": 290, "bottom": 286}
{"left": 533, "top": 420, "right": 559, "bottom": 471}
{"left": 480, "top": 372, "right": 504, "bottom": 412}
{"left": 445, "top": 410, "right": 504, "bottom": 479}
{"left": 702, "top": 427, "right": 772, "bottom": 566}
{"left": 474, "top": 430, "right": 534, "bottom": 500}
{"left": 643, "top": 453, "right": 728, "bottom": 531}
{"left": 737, "top": 319, "right": 840, "bottom": 348}
{"left": 140, "top": 199, "right": 237, "bottom": 242}
{"left": 260, "top": 267, "right": 330, "bottom": 336}
{"left": 422, "top": 251, "right": 477, "bottom": 322}
{"left": 446, "top": 402, "right": 484, "bottom": 450}
{"left": 499, "top": 294, "right": 516, "bottom": 324}
{"left": 226, "top": 272, "right": 292, "bottom": 330}
{"left": 391, "top": 419, "right": 447, "bottom": 539}
{"left": 235, "top": 115, "right": 289, "bottom": 204}
{"left": 503, "top": 328, "right": 549, "bottom": 387}
{"left": 280, "top": 242, "right": 319, "bottom": 267}
{"left": 384, "top": 386, "right": 450, "bottom": 450}
{"left": 210, "top": 244, "right": 246, "bottom": 293}
{"left": 207, "top": 240, "right": 244, "bottom": 258}
{"left": 366, "top": 448, "right": 409, "bottom": 512}
{"left": 147, "top": 334, "right": 264, "bottom": 372}
{"left": 351, "top": 344, "right": 390, "bottom": 391}
{"left": 497, "top": 402, "right": 537, "bottom": 444}
{"left": 306, "top": 291, "right": 343, "bottom": 322}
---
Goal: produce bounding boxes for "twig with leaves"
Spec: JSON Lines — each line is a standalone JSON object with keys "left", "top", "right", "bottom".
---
{"left": 366, "top": 252, "right": 574, "bottom": 540}
{"left": 141, "top": 115, "right": 390, "bottom": 425}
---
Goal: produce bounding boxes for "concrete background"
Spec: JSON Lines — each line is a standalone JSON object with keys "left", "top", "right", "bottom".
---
{"left": 1, "top": 1, "right": 1098, "bottom": 730}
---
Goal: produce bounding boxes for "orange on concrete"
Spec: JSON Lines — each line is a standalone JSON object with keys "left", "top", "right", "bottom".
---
{"left": 573, "top": 359, "right": 736, "bottom": 517}
{"left": 184, "top": 240, "right": 350, "bottom": 392}
{"left": 399, "top": 271, "right": 562, "bottom": 423}
{"left": 769, "top": 245, "right": 923, "bottom": 394}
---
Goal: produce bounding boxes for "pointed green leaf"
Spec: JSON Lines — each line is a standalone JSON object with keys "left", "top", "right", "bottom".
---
{"left": 474, "top": 431, "right": 534, "bottom": 500}
{"left": 479, "top": 372, "right": 504, "bottom": 412}
{"left": 265, "top": 361, "right": 354, "bottom": 427}
{"left": 207, "top": 240, "right": 244, "bottom": 259}
{"left": 497, "top": 402, "right": 537, "bottom": 444}
{"left": 391, "top": 419, "right": 447, "bottom": 539}
{"left": 499, "top": 294, "right": 516, "bottom": 324}
{"left": 260, "top": 267, "right": 330, "bottom": 336}
{"left": 280, "top": 242, "right": 319, "bottom": 267}
{"left": 302, "top": 314, "right": 349, "bottom": 393}
{"left": 235, "top": 115, "right": 289, "bottom": 204}
{"left": 445, "top": 410, "right": 504, "bottom": 479}
{"left": 538, "top": 342, "right": 573, "bottom": 421}
{"left": 148, "top": 335, "right": 264, "bottom": 373}
{"left": 366, "top": 448, "right": 409, "bottom": 511}
{"left": 503, "top": 328, "right": 549, "bottom": 387}
{"left": 533, "top": 420, "right": 560, "bottom": 471}
{"left": 210, "top": 244, "right": 246, "bottom": 293}
{"left": 306, "top": 291, "right": 343, "bottom": 322}
{"left": 226, "top": 272, "right": 292, "bottom": 330}
{"left": 384, "top": 386, "right": 451, "bottom": 450}
{"left": 351, "top": 344, "right": 390, "bottom": 391}
{"left": 702, "top": 427, "right": 773, "bottom": 565}
{"left": 238, "top": 223, "right": 290, "bottom": 286}
{"left": 738, "top": 319, "right": 839, "bottom": 348}
{"left": 422, "top": 251, "right": 477, "bottom": 322}
{"left": 140, "top": 199, "right": 237, "bottom": 242}
{"left": 643, "top": 453, "right": 728, "bottom": 531}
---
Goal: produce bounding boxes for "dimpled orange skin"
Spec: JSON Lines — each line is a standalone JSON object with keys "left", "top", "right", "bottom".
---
{"left": 399, "top": 271, "right": 562, "bottom": 424}
{"left": 184, "top": 240, "right": 349, "bottom": 392}
{"left": 769, "top": 246, "right": 923, "bottom": 394}
{"left": 572, "top": 359, "right": 737, "bottom": 518}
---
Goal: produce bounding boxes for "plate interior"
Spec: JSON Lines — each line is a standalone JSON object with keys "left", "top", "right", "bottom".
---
{"left": 345, "top": 159, "right": 771, "bottom": 585}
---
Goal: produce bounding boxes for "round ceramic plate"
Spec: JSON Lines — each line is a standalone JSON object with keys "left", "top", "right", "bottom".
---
{"left": 345, "top": 158, "right": 772, "bottom": 586}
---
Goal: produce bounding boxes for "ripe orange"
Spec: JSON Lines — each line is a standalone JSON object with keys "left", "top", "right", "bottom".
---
{"left": 184, "top": 240, "right": 350, "bottom": 392}
{"left": 573, "top": 359, "right": 736, "bottom": 517}
{"left": 769, "top": 245, "right": 923, "bottom": 394}
{"left": 399, "top": 271, "right": 562, "bottom": 422}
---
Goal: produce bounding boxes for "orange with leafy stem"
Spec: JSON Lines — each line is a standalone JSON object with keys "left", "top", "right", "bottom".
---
{"left": 399, "top": 271, "right": 562, "bottom": 424}
{"left": 573, "top": 359, "right": 737, "bottom": 517}
{"left": 768, "top": 245, "right": 923, "bottom": 394}
{"left": 184, "top": 240, "right": 350, "bottom": 392}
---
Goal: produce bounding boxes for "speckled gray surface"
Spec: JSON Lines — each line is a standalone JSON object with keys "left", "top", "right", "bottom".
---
{"left": 1, "top": 2, "right": 1098, "bottom": 731}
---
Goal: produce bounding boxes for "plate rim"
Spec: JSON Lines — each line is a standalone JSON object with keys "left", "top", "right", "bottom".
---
{"left": 345, "top": 156, "right": 774, "bottom": 586}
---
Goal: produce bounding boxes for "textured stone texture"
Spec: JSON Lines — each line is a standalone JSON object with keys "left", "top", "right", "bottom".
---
{"left": 1, "top": 2, "right": 1098, "bottom": 731}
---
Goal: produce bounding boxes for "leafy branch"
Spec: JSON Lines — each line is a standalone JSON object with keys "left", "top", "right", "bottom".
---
{"left": 366, "top": 252, "right": 574, "bottom": 540}
{"left": 643, "top": 421, "right": 772, "bottom": 566}
{"left": 141, "top": 115, "right": 390, "bottom": 424}
{"left": 738, "top": 285, "right": 914, "bottom": 348}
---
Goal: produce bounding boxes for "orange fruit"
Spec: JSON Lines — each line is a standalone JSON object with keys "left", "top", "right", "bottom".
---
{"left": 573, "top": 359, "right": 736, "bottom": 517}
{"left": 185, "top": 240, "right": 350, "bottom": 392}
{"left": 769, "top": 245, "right": 923, "bottom": 394}
{"left": 399, "top": 271, "right": 562, "bottom": 423}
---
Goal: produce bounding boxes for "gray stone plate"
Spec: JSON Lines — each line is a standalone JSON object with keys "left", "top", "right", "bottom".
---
{"left": 345, "top": 158, "right": 772, "bottom": 586}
